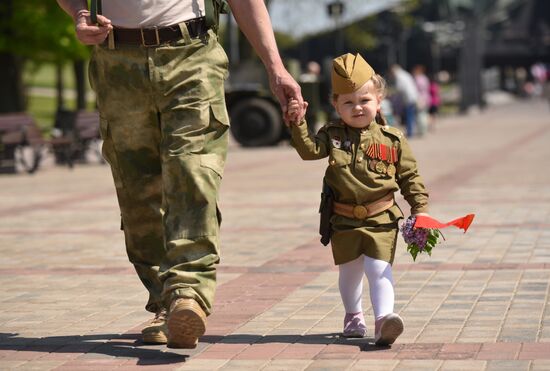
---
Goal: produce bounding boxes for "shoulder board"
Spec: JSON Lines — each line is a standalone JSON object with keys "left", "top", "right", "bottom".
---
{"left": 380, "top": 125, "right": 404, "bottom": 140}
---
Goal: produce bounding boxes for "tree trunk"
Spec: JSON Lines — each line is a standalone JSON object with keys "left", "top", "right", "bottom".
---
{"left": 74, "top": 60, "right": 86, "bottom": 110}
{"left": 459, "top": 12, "right": 484, "bottom": 113}
{"left": 0, "top": 0, "right": 25, "bottom": 113}
{"left": 0, "top": 53, "right": 25, "bottom": 113}
{"left": 56, "top": 63, "right": 65, "bottom": 110}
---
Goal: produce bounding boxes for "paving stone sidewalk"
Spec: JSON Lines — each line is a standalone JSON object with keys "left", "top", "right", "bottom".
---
{"left": 1, "top": 99, "right": 549, "bottom": 370}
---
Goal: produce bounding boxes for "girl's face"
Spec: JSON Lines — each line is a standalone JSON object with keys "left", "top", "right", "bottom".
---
{"left": 333, "top": 80, "right": 382, "bottom": 129}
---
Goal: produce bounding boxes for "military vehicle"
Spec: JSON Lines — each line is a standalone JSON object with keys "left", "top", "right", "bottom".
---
{"left": 225, "top": 59, "right": 326, "bottom": 147}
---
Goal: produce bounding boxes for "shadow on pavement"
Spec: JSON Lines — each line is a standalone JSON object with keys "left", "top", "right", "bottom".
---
{"left": 201, "top": 333, "right": 394, "bottom": 352}
{"left": 0, "top": 332, "right": 188, "bottom": 365}
{"left": 0, "top": 331, "right": 394, "bottom": 362}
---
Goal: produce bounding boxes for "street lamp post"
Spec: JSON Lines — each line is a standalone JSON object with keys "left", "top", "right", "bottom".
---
{"left": 457, "top": 2, "right": 486, "bottom": 113}
{"left": 327, "top": 1, "right": 345, "bottom": 55}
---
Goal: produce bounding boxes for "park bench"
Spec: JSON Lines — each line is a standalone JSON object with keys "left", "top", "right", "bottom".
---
{"left": 0, "top": 113, "right": 46, "bottom": 174}
{"left": 50, "top": 110, "right": 104, "bottom": 168}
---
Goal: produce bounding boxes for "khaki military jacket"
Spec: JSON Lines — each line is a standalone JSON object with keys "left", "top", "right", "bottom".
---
{"left": 291, "top": 120, "right": 429, "bottom": 214}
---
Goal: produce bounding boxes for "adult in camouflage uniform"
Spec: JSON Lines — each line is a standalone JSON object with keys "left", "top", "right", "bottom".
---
{"left": 57, "top": 0, "right": 303, "bottom": 349}
{"left": 287, "top": 53, "right": 429, "bottom": 346}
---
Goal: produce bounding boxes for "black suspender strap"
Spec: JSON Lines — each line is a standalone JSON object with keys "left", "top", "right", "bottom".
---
{"left": 204, "top": 0, "right": 214, "bottom": 29}
{"left": 90, "top": 0, "right": 102, "bottom": 25}
{"left": 205, "top": 0, "right": 229, "bottom": 33}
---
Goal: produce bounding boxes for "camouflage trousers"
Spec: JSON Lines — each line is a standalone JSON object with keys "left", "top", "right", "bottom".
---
{"left": 89, "top": 27, "right": 229, "bottom": 315}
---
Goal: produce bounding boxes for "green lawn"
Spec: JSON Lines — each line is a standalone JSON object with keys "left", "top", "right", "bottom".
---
{"left": 26, "top": 96, "right": 71, "bottom": 136}
{"left": 27, "top": 95, "right": 96, "bottom": 136}
{"left": 24, "top": 62, "right": 95, "bottom": 134}
{"left": 24, "top": 61, "right": 92, "bottom": 90}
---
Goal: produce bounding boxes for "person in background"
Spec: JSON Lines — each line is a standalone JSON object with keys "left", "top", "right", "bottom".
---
{"left": 390, "top": 64, "right": 418, "bottom": 138}
{"left": 56, "top": 0, "right": 303, "bottom": 349}
{"left": 300, "top": 61, "right": 322, "bottom": 83}
{"left": 380, "top": 98, "right": 395, "bottom": 126}
{"left": 531, "top": 62, "right": 547, "bottom": 97}
{"left": 412, "top": 65, "right": 430, "bottom": 137}
{"left": 428, "top": 73, "right": 441, "bottom": 131}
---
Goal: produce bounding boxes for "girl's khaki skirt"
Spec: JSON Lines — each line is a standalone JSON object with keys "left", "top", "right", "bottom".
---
{"left": 330, "top": 204, "right": 403, "bottom": 265}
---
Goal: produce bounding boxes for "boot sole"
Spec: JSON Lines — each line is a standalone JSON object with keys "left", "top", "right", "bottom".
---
{"left": 167, "top": 300, "right": 206, "bottom": 349}
{"left": 375, "top": 314, "right": 404, "bottom": 346}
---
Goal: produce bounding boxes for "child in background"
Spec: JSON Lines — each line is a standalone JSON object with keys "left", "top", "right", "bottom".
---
{"left": 428, "top": 75, "right": 441, "bottom": 130}
{"left": 412, "top": 65, "right": 430, "bottom": 136}
{"left": 287, "top": 53, "right": 430, "bottom": 346}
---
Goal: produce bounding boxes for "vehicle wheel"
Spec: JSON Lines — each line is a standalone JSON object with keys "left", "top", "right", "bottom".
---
{"left": 229, "top": 98, "right": 283, "bottom": 147}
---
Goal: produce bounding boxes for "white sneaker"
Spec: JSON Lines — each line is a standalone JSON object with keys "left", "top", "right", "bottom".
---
{"left": 374, "top": 313, "right": 404, "bottom": 346}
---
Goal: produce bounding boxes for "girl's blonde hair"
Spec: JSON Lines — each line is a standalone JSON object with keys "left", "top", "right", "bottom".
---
{"left": 332, "top": 73, "right": 389, "bottom": 126}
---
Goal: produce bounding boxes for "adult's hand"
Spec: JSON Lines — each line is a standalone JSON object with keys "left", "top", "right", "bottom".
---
{"left": 268, "top": 68, "right": 304, "bottom": 126}
{"left": 74, "top": 9, "right": 112, "bottom": 45}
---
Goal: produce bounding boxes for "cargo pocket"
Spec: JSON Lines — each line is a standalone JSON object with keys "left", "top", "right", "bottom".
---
{"left": 210, "top": 99, "right": 230, "bottom": 127}
{"left": 200, "top": 152, "right": 225, "bottom": 178}
{"left": 200, "top": 153, "right": 224, "bottom": 229}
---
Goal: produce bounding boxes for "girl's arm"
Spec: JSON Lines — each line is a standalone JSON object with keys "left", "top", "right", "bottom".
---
{"left": 290, "top": 122, "right": 330, "bottom": 160}
{"left": 395, "top": 137, "right": 429, "bottom": 214}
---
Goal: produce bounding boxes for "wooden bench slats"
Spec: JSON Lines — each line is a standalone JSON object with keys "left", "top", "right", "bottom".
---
{"left": 0, "top": 112, "right": 45, "bottom": 174}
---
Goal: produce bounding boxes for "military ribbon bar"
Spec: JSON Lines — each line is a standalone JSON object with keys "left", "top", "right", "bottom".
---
{"left": 367, "top": 144, "right": 375, "bottom": 158}
{"left": 380, "top": 144, "right": 387, "bottom": 161}
{"left": 391, "top": 147, "right": 397, "bottom": 163}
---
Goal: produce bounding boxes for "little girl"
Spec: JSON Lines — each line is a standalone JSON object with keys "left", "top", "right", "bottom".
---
{"left": 287, "top": 53, "right": 430, "bottom": 346}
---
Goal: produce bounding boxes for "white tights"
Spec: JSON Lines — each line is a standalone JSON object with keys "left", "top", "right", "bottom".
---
{"left": 338, "top": 255, "right": 394, "bottom": 320}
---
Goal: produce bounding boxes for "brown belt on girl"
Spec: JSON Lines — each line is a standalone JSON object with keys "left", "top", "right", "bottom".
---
{"left": 333, "top": 193, "right": 394, "bottom": 220}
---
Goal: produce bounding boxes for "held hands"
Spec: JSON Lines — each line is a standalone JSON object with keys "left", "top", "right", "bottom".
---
{"left": 74, "top": 9, "right": 113, "bottom": 45}
{"left": 267, "top": 69, "right": 305, "bottom": 126}
{"left": 287, "top": 98, "right": 308, "bottom": 126}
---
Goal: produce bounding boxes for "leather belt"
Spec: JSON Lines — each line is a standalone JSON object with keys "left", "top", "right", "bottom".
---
{"left": 333, "top": 193, "right": 395, "bottom": 220}
{"left": 111, "top": 17, "right": 207, "bottom": 47}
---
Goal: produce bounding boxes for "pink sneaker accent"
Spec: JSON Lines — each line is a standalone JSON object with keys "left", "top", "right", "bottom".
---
{"left": 342, "top": 312, "right": 367, "bottom": 338}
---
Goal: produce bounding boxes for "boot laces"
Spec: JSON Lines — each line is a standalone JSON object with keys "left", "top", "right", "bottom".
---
{"left": 151, "top": 309, "right": 167, "bottom": 325}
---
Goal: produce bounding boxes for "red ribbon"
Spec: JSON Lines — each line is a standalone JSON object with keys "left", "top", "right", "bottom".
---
{"left": 414, "top": 214, "right": 475, "bottom": 232}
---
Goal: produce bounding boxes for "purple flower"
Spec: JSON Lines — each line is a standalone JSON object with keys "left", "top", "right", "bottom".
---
{"left": 400, "top": 216, "right": 443, "bottom": 261}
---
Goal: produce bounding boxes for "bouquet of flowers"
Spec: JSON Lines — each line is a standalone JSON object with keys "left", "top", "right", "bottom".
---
{"left": 400, "top": 215, "right": 443, "bottom": 261}
{"left": 400, "top": 214, "right": 475, "bottom": 261}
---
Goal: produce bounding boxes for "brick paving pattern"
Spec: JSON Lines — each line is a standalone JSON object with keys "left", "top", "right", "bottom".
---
{"left": 1, "top": 100, "right": 549, "bottom": 370}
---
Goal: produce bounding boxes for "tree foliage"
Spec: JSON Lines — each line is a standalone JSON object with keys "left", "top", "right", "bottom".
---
{"left": 0, "top": 0, "right": 89, "bottom": 63}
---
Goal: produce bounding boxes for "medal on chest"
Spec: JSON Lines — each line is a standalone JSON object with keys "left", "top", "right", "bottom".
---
{"left": 365, "top": 142, "right": 398, "bottom": 176}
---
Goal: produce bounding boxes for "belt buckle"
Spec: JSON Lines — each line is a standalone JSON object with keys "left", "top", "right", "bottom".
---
{"left": 141, "top": 27, "right": 160, "bottom": 46}
{"left": 353, "top": 205, "right": 369, "bottom": 219}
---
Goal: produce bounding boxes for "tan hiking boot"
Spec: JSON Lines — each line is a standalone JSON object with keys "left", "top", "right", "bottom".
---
{"left": 167, "top": 298, "right": 206, "bottom": 349}
{"left": 141, "top": 309, "right": 168, "bottom": 344}
{"left": 374, "top": 313, "right": 404, "bottom": 346}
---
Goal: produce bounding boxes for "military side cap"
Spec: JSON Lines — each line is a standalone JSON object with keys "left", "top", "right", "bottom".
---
{"left": 332, "top": 53, "right": 375, "bottom": 94}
